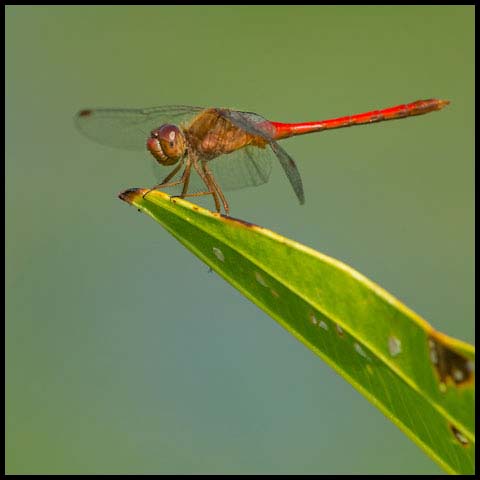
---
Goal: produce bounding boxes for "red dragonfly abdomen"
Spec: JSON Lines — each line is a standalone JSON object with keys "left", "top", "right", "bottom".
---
{"left": 270, "top": 99, "right": 450, "bottom": 140}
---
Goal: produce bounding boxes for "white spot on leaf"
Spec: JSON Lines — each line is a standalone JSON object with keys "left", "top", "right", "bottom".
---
{"left": 429, "top": 343, "right": 438, "bottom": 365}
{"left": 319, "top": 320, "right": 328, "bottom": 331}
{"left": 452, "top": 428, "right": 469, "bottom": 446}
{"left": 309, "top": 313, "right": 318, "bottom": 325}
{"left": 354, "top": 342, "right": 370, "bottom": 360}
{"left": 255, "top": 272, "right": 268, "bottom": 287}
{"left": 212, "top": 247, "right": 224, "bottom": 262}
{"left": 388, "top": 336, "right": 402, "bottom": 357}
{"left": 452, "top": 368, "right": 464, "bottom": 382}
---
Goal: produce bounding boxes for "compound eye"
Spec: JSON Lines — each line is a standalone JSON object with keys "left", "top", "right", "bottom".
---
{"left": 158, "top": 125, "right": 185, "bottom": 160}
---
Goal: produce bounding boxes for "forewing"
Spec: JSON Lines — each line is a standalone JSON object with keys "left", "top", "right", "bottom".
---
{"left": 75, "top": 105, "right": 204, "bottom": 150}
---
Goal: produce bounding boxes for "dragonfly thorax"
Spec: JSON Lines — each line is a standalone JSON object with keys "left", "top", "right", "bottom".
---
{"left": 147, "top": 124, "right": 187, "bottom": 166}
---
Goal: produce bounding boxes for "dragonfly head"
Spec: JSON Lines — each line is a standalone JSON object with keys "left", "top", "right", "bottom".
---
{"left": 147, "top": 124, "right": 186, "bottom": 166}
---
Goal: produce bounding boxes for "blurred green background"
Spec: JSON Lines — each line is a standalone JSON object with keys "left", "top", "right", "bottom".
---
{"left": 6, "top": 6, "right": 474, "bottom": 475}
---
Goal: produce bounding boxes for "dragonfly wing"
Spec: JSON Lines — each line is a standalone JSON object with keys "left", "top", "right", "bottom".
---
{"left": 207, "top": 146, "right": 272, "bottom": 191}
{"left": 269, "top": 141, "right": 305, "bottom": 204}
{"left": 217, "top": 109, "right": 277, "bottom": 139}
{"left": 150, "top": 158, "right": 208, "bottom": 195}
{"left": 75, "top": 105, "right": 204, "bottom": 150}
{"left": 218, "top": 109, "right": 304, "bottom": 204}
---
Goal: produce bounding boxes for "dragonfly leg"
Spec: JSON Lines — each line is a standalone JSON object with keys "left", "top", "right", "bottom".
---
{"left": 179, "top": 160, "right": 192, "bottom": 197}
{"left": 171, "top": 162, "right": 226, "bottom": 211}
{"left": 169, "top": 162, "right": 196, "bottom": 200}
{"left": 191, "top": 157, "right": 222, "bottom": 213}
{"left": 143, "top": 159, "right": 188, "bottom": 199}
{"left": 158, "top": 161, "right": 184, "bottom": 185}
{"left": 202, "top": 160, "right": 230, "bottom": 215}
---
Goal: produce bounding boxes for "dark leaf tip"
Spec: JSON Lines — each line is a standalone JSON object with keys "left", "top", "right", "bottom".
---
{"left": 118, "top": 188, "right": 147, "bottom": 204}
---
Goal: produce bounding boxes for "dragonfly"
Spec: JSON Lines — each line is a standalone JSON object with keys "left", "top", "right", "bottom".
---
{"left": 75, "top": 99, "right": 449, "bottom": 215}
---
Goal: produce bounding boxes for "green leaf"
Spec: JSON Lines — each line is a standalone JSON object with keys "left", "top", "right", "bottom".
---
{"left": 119, "top": 188, "right": 475, "bottom": 475}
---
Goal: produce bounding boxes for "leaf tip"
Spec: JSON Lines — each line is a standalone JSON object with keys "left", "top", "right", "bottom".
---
{"left": 118, "top": 188, "right": 148, "bottom": 205}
